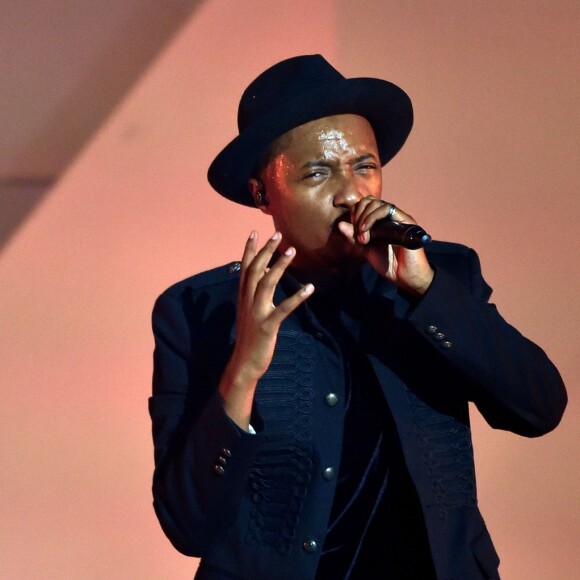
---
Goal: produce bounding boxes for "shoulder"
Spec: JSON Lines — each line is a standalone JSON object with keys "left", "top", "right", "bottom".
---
{"left": 425, "top": 240, "right": 473, "bottom": 258}
{"left": 425, "top": 241, "right": 478, "bottom": 271}
{"left": 152, "top": 261, "right": 241, "bottom": 331}
{"left": 425, "top": 241, "right": 490, "bottom": 298}
{"left": 159, "top": 261, "right": 242, "bottom": 300}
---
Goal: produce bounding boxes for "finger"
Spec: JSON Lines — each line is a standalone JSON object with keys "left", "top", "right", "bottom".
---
{"left": 358, "top": 202, "right": 417, "bottom": 247}
{"left": 238, "top": 231, "right": 258, "bottom": 309}
{"left": 383, "top": 203, "right": 415, "bottom": 225}
{"left": 254, "top": 246, "right": 297, "bottom": 305}
{"left": 357, "top": 200, "right": 391, "bottom": 233}
{"left": 240, "top": 231, "right": 258, "bottom": 280}
{"left": 350, "top": 198, "right": 385, "bottom": 244}
{"left": 251, "top": 231, "right": 283, "bottom": 269}
{"left": 337, "top": 220, "right": 356, "bottom": 243}
{"left": 243, "top": 231, "right": 283, "bottom": 297}
{"left": 350, "top": 196, "right": 376, "bottom": 227}
{"left": 338, "top": 220, "right": 373, "bottom": 245}
{"left": 344, "top": 198, "right": 380, "bottom": 244}
{"left": 266, "top": 283, "right": 315, "bottom": 330}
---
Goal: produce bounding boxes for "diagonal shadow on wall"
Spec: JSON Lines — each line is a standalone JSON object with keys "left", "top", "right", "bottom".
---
{"left": 0, "top": 0, "right": 206, "bottom": 255}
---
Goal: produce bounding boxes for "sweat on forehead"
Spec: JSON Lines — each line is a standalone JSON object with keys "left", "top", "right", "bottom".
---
{"left": 253, "top": 114, "right": 376, "bottom": 174}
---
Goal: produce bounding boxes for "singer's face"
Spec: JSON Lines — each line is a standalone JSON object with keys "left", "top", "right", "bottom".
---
{"left": 253, "top": 114, "right": 382, "bottom": 273}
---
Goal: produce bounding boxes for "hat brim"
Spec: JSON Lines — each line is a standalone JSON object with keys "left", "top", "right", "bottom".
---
{"left": 207, "top": 77, "right": 413, "bottom": 207}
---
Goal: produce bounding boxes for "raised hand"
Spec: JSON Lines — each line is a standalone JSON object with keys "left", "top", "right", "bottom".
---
{"left": 218, "top": 231, "right": 314, "bottom": 430}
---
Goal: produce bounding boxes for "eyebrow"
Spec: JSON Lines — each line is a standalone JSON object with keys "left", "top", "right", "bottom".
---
{"left": 299, "top": 153, "right": 379, "bottom": 171}
{"left": 300, "top": 159, "right": 334, "bottom": 171}
{"left": 350, "top": 153, "right": 379, "bottom": 164}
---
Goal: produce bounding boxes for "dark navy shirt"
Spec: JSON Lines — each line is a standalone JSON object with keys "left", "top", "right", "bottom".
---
{"left": 307, "top": 278, "right": 435, "bottom": 579}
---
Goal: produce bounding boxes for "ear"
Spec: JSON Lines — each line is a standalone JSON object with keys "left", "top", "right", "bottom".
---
{"left": 247, "top": 178, "right": 272, "bottom": 214}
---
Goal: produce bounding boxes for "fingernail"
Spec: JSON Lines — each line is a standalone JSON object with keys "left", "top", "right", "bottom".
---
{"left": 271, "top": 231, "right": 281, "bottom": 241}
{"left": 284, "top": 247, "right": 295, "bottom": 256}
{"left": 301, "top": 283, "right": 314, "bottom": 296}
{"left": 249, "top": 230, "right": 256, "bottom": 239}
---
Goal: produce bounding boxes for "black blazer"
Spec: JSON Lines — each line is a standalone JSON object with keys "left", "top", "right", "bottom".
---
{"left": 150, "top": 242, "right": 566, "bottom": 579}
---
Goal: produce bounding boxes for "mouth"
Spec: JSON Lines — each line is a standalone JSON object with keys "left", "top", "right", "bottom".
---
{"left": 331, "top": 212, "right": 351, "bottom": 232}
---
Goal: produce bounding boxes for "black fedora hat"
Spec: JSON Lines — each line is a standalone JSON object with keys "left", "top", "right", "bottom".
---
{"left": 207, "top": 54, "right": 413, "bottom": 207}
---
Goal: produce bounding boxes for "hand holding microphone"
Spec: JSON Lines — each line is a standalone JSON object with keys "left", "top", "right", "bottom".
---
{"left": 338, "top": 198, "right": 435, "bottom": 296}
{"left": 369, "top": 218, "right": 431, "bottom": 249}
{"left": 355, "top": 201, "right": 431, "bottom": 250}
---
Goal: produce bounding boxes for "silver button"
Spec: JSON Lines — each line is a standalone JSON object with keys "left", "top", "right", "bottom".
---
{"left": 302, "top": 539, "right": 317, "bottom": 553}
{"left": 322, "top": 467, "right": 336, "bottom": 481}
{"left": 442, "top": 340, "right": 453, "bottom": 349}
{"left": 213, "top": 465, "right": 225, "bottom": 475}
{"left": 426, "top": 325, "right": 437, "bottom": 334}
{"left": 227, "top": 262, "right": 241, "bottom": 274}
{"left": 221, "top": 448, "right": 232, "bottom": 458}
{"left": 434, "top": 332, "right": 445, "bottom": 341}
{"left": 324, "top": 393, "right": 338, "bottom": 407}
{"left": 314, "top": 331, "right": 325, "bottom": 340}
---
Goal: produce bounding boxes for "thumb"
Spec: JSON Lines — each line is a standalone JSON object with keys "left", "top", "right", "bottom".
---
{"left": 337, "top": 220, "right": 370, "bottom": 245}
{"left": 337, "top": 220, "right": 354, "bottom": 240}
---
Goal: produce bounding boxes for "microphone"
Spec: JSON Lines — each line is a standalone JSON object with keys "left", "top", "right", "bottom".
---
{"left": 369, "top": 219, "right": 432, "bottom": 249}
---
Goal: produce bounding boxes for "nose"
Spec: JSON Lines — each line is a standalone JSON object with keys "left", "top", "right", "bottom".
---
{"left": 333, "top": 174, "right": 363, "bottom": 209}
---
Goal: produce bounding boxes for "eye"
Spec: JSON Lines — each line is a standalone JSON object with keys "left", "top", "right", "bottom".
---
{"left": 355, "top": 163, "right": 378, "bottom": 174}
{"left": 302, "top": 168, "right": 330, "bottom": 181}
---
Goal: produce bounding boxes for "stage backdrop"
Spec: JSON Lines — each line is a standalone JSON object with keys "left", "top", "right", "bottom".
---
{"left": 1, "top": 1, "right": 578, "bottom": 578}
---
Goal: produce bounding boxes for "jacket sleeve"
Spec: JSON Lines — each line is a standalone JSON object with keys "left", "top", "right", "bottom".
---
{"left": 149, "top": 290, "right": 262, "bottom": 557}
{"left": 404, "top": 247, "right": 567, "bottom": 437}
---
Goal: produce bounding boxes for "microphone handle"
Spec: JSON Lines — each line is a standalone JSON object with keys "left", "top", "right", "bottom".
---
{"left": 369, "top": 220, "right": 432, "bottom": 249}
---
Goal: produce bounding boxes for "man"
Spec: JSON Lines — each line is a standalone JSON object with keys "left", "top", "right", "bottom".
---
{"left": 149, "top": 55, "right": 566, "bottom": 579}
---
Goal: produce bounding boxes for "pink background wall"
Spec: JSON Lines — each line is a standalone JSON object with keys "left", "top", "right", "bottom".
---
{"left": 1, "top": 1, "right": 578, "bottom": 578}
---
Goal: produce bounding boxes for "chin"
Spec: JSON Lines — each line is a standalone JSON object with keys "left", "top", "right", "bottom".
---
{"left": 339, "top": 252, "right": 366, "bottom": 268}
{"left": 321, "top": 245, "right": 365, "bottom": 271}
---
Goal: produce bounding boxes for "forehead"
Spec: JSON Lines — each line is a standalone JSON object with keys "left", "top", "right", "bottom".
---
{"left": 271, "top": 114, "right": 377, "bottom": 157}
